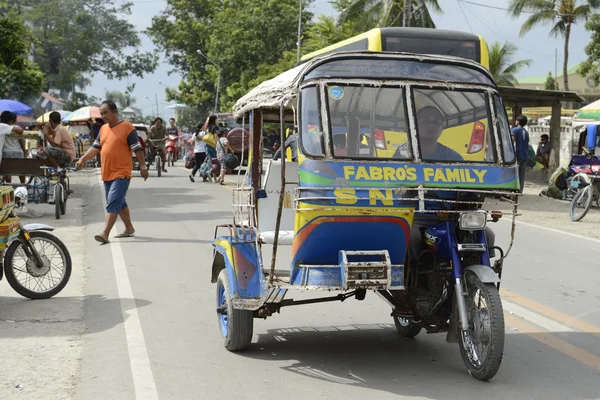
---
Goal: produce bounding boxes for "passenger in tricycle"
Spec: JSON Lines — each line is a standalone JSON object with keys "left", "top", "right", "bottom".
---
{"left": 36, "top": 112, "right": 76, "bottom": 169}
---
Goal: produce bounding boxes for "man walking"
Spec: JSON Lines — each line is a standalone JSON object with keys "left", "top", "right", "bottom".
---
{"left": 511, "top": 114, "right": 530, "bottom": 193}
{"left": 75, "top": 100, "right": 148, "bottom": 244}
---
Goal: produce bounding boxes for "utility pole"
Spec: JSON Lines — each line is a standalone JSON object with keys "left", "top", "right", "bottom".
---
{"left": 297, "top": 0, "right": 302, "bottom": 63}
{"left": 155, "top": 93, "right": 159, "bottom": 116}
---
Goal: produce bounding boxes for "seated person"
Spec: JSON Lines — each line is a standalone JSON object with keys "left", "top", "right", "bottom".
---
{"left": 536, "top": 134, "right": 550, "bottom": 170}
{"left": 0, "top": 111, "right": 26, "bottom": 183}
{"left": 37, "top": 111, "right": 76, "bottom": 168}
{"left": 394, "top": 105, "right": 462, "bottom": 161}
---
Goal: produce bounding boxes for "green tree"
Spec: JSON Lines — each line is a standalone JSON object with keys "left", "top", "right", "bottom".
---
{"left": 105, "top": 85, "right": 137, "bottom": 109}
{"left": 509, "top": 0, "right": 600, "bottom": 91}
{"left": 5, "top": 0, "right": 157, "bottom": 96}
{"left": 338, "top": 0, "right": 442, "bottom": 32}
{"left": 0, "top": 17, "right": 45, "bottom": 102}
{"left": 578, "top": 14, "right": 600, "bottom": 86}
{"left": 544, "top": 71, "right": 558, "bottom": 90}
{"left": 148, "top": 0, "right": 313, "bottom": 113}
{"left": 488, "top": 42, "right": 531, "bottom": 87}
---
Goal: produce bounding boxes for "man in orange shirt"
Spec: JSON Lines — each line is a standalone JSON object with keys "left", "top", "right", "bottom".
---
{"left": 75, "top": 100, "right": 148, "bottom": 243}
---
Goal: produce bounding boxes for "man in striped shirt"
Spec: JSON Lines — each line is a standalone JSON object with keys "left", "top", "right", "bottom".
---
{"left": 76, "top": 100, "right": 148, "bottom": 243}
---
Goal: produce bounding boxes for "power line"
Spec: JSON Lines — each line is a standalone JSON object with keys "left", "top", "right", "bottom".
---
{"left": 461, "top": 2, "right": 555, "bottom": 58}
{"left": 458, "top": 0, "right": 575, "bottom": 17}
{"left": 457, "top": 0, "right": 533, "bottom": 13}
{"left": 457, "top": 0, "right": 473, "bottom": 34}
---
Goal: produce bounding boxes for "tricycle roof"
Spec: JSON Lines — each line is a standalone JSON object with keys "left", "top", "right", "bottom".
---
{"left": 233, "top": 52, "right": 497, "bottom": 121}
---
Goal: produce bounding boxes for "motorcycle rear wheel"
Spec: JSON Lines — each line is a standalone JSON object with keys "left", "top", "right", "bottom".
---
{"left": 393, "top": 316, "right": 422, "bottom": 338}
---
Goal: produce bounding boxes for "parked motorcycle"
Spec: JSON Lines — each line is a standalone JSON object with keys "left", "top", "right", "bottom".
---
{"left": 0, "top": 186, "right": 71, "bottom": 299}
{"left": 165, "top": 134, "right": 179, "bottom": 167}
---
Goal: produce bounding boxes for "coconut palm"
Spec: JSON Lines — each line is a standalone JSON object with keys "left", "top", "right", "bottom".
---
{"left": 509, "top": 0, "right": 600, "bottom": 91}
{"left": 488, "top": 42, "right": 532, "bottom": 87}
{"left": 339, "top": 0, "right": 442, "bottom": 32}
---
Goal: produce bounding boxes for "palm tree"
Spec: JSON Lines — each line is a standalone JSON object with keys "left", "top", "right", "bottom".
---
{"left": 488, "top": 42, "right": 532, "bottom": 87}
{"left": 509, "top": 0, "right": 600, "bottom": 91}
{"left": 339, "top": 0, "right": 442, "bottom": 31}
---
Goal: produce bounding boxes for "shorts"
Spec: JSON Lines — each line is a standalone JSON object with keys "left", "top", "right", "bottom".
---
{"left": 3, "top": 151, "right": 24, "bottom": 159}
{"left": 104, "top": 178, "right": 131, "bottom": 214}
{"left": 46, "top": 147, "right": 72, "bottom": 166}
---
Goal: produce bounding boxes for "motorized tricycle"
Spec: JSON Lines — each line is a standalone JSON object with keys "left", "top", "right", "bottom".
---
{"left": 210, "top": 52, "right": 520, "bottom": 380}
{"left": 0, "top": 185, "right": 72, "bottom": 299}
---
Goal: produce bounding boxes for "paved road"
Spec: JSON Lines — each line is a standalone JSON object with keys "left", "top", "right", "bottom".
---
{"left": 2, "top": 164, "right": 600, "bottom": 400}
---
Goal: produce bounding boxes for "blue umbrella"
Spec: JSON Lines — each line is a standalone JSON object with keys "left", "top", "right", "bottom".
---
{"left": 0, "top": 99, "right": 33, "bottom": 115}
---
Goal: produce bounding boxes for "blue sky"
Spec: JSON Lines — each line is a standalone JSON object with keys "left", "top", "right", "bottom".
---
{"left": 91, "top": 0, "right": 593, "bottom": 119}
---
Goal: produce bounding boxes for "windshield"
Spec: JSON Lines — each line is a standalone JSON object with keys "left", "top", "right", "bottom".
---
{"left": 301, "top": 85, "right": 507, "bottom": 163}
{"left": 326, "top": 85, "right": 410, "bottom": 159}
{"left": 413, "top": 88, "right": 494, "bottom": 163}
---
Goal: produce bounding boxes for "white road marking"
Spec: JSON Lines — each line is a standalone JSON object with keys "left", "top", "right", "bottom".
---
{"left": 98, "top": 175, "right": 159, "bottom": 400}
{"left": 502, "top": 298, "right": 575, "bottom": 333}
{"left": 501, "top": 218, "right": 600, "bottom": 245}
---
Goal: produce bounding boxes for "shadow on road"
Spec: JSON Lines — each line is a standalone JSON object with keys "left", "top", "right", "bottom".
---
{"left": 119, "top": 235, "right": 214, "bottom": 244}
{"left": 235, "top": 324, "right": 600, "bottom": 399}
{"left": 0, "top": 294, "right": 152, "bottom": 338}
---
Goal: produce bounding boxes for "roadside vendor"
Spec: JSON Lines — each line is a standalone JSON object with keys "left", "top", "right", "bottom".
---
{"left": 148, "top": 117, "right": 168, "bottom": 172}
{"left": 536, "top": 134, "right": 551, "bottom": 170}
{"left": 36, "top": 111, "right": 76, "bottom": 168}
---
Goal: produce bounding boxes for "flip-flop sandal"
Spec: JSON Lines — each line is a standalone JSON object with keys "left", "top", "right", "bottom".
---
{"left": 94, "top": 234, "right": 109, "bottom": 244}
{"left": 114, "top": 232, "right": 135, "bottom": 238}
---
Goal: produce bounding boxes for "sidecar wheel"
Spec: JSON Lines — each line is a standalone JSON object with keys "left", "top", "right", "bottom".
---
{"left": 216, "top": 269, "right": 253, "bottom": 351}
{"left": 458, "top": 273, "right": 504, "bottom": 381}
{"left": 393, "top": 316, "right": 422, "bottom": 338}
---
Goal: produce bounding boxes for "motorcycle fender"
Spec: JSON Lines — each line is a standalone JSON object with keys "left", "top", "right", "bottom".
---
{"left": 212, "top": 239, "right": 262, "bottom": 300}
{"left": 464, "top": 264, "right": 500, "bottom": 283}
{"left": 22, "top": 223, "right": 55, "bottom": 232}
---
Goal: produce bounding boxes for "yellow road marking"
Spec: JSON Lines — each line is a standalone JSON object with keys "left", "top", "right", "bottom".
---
{"left": 505, "top": 313, "right": 600, "bottom": 372}
{"left": 501, "top": 289, "right": 600, "bottom": 337}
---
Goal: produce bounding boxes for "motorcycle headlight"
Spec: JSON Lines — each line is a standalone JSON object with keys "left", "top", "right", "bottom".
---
{"left": 459, "top": 211, "right": 487, "bottom": 231}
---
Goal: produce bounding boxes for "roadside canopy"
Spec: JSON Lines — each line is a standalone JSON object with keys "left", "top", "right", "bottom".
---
{"left": 0, "top": 99, "right": 33, "bottom": 115}
{"left": 576, "top": 99, "right": 600, "bottom": 120}
{"left": 37, "top": 110, "right": 71, "bottom": 123}
{"left": 63, "top": 106, "right": 101, "bottom": 123}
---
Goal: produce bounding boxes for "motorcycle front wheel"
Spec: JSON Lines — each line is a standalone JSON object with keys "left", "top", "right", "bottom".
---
{"left": 458, "top": 273, "right": 505, "bottom": 381}
{"left": 4, "top": 231, "right": 72, "bottom": 299}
